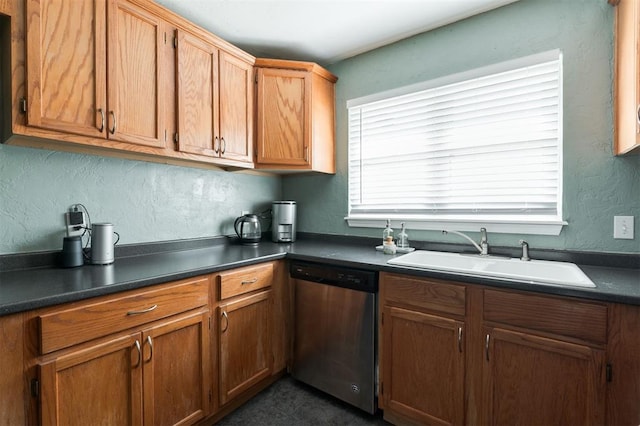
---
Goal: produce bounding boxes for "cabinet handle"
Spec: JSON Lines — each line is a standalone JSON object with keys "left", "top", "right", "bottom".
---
{"left": 127, "top": 304, "right": 157, "bottom": 315}
{"left": 241, "top": 278, "right": 258, "bottom": 285}
{"left": 133, "top": 339, "right": 142, "bottom": 368}
{"left": 144, "top": 336, "right": 153, "bottom": 363}
{"left": 637, "top": 104, "right": 640, "bottom": 125}
{"left": 220, "top": 137, "right": 226, "bottom": 154}
{"left": 485, "top": 334, "right": 490, "bottom": 361}
{"left": 458, "top": 327, "right": 463, "bottom": 353}
{"left": 303, "top": 146, "right": 309, "bottom": 162}
{"left": 214, "top": 136, "right": 220, "bottom": 154}
{"left": 221, "top": 311, "right": 229, "bottom": 333}
{"left": 109, "top": 111, "right": 116, "bottom": 134}
{"left": 97, "top": 108, "right": 105, "bottom": 132}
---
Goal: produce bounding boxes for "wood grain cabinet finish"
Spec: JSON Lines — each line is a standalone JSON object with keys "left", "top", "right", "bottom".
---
{"left": 380, "top": 273, "right": 466, "bottom": 426}
{"left": 255, "top": 58, "right": 337, "bottom": 173}
{"left": 613, "top": 0, "right": 640, "bottom": 154}
{"left": 379, "top": 272, "right": 630, "bottom": 426}
{"left": 26, "top": 0, "right": 166, "bottom": 148}
{"left": 35, "top": 277, "right": 212, "bottom": 426}
{"left": 215, "top": 263, "right": 275, "bottom": 406}
{"left": 176, "top": 29, "right": 253, "bottom": 165}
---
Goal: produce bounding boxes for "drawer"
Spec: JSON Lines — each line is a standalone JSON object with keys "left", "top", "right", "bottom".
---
{"left": 483, "top": 289, "right": 608, "bottom": 344}
{"left": 381, "top": 272, "right": 466, "bottom": 317}
{"left": 218, "top": 262, "right": 274, "bottom": 300}
{"left": 39, "top": 276, "right": 210, "bottom": 354}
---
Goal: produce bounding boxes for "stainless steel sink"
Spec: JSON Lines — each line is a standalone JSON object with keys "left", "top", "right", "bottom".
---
{"left": 387, "top": 250, "right": 595, "bottom": 288}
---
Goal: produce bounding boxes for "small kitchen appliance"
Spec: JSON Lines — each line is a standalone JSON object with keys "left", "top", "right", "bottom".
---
{"left": 61, "top": 236, "right": 83, "bottom": 268}
{"left": 234, "top": 214, "right": 262, "bottom": 245}
{"left": 90, "top": 223, "right": 119, "bottom": 265}
{"left": 272, "top": 201, "right": 296, "bottom": 242}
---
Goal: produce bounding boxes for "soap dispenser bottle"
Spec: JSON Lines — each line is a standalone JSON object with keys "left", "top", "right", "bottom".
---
{"left": 397, "top": 222, "right": 409, "bottom": 249}
{"left": 382, "top": 219, "right": 393, "bottom": 245}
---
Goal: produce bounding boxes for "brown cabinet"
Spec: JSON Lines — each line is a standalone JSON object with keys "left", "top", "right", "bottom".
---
{"left": 613, "top": 0, "right": 640, "bottom": 154}
{"left": 215, "top": 263, "right": 274, "bottom": 406}
{"left": 379, "top": 272, "right": 616, "bottom": 426}
{"left": 35, "top": 276, "right": 211, "bottom": 426}
{"left": 26, "top": 0, "right": 167, "bottom": 148}
{"left": 380, "top": 273, "right": 466, "bottom": 425}
{"left": 255, "top": 59, "right": 337, "bottom": 173}
{"left": 176, "top": 30, "right": 253, "bottom": 165}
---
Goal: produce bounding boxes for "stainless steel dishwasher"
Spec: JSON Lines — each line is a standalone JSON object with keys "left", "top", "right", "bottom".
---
{"left": 290, "top": 260, "right": 378, "bottom": 414}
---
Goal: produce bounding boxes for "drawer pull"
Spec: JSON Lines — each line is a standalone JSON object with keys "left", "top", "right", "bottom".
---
{"left": 221, "top": 311, "right": 229, "bottom": 333}
{"left": 458, "top": 327, "right": 463, "bottom": 353}
{"left": 133, "top": 340, "right": 142, "bottom": 368}
{"left": 241, "top": 278, "right": 258, "bottom": 285}
{"left": 127, "top": 304, "right": 158, "bottom": 315}
{"left": 144, "top": 336, "right": 153, "bottom": 363}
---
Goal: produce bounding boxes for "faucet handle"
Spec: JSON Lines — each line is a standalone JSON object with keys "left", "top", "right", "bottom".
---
{"left": 519, "top": 239, "right": 530, "bottom": 261}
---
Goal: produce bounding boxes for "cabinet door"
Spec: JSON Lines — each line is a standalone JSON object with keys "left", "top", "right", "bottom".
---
{"left": 256, "top": 68, "right": 310, "bottom": 166}
{"left": 107, "top": 0, "right": 165, "bottom": 147}
{"left": 218, "top": 290, "right": 272, "bottom": 405}
{"left": 382, "top": 306, "right": 465, "bottom": 426}
{"left": 218, "top": 51, "right": 253, "bottom": 162}
{"left": 26, "top": 0, "right": 107, "bottom": 137}
{"left": 176, "top": 30, "right": 219, "bottom": 157}
{"left": 482, "top": 327, "right": 606, "bottom": 425}
{"left": 141, "top": 309, "right": 211, "bottom": 426}
{"left": 39, "top": 332, "right": 143, "bottom": 426}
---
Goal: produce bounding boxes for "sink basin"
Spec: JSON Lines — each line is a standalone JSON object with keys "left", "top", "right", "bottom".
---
{"left": 387, "top": 250, "right": 595, "bottom": 288}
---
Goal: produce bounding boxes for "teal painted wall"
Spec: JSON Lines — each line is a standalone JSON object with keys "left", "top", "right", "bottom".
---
{"left": 0, "top": 144, "right": 281, "bottom": 254}
{"left": 283, "top": 0, "right": 640, "bottom": 253}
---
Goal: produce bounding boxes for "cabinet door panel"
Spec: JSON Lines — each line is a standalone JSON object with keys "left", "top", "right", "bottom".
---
{"left": 383, "top": 306, "right": 465, "bottom": 426}
{"left": 219, "top": 290, "right": 272, "bottom": 405}
{"left": 483, "top": 327, "right": 605, "bottom": 426}
{"left": 256, "top": 68, "right": 309, "bottom": 166}
{"left": 26, "top": 0, "right": 107, "bottom": 137}
{"left": 142, "top": 309, "right": 210, "bottom": 426}
{"left": 219, "top": 51, "right": 252, "bottom": 162}
{"left": 108, "top": 0, "right": 164, "bottom": 147}
{"left": 39, "top": 332, "right": 142, "bottom": 426}
{"left": 176, "top": 30, "right": 218, "bottom": 157}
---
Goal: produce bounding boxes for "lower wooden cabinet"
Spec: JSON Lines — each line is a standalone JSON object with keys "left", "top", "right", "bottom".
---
{"left": 482, "top": 327, "right": 605, "bottom": 425}
{"left": 214, "top": 262, "right": 276, "bottom": 407}
{"left": 379, "top": 272, "right": 619, "bottom": 426}
{"left": 382, "top": 306, "right": 465, "bottom": 425}
{"left": 218, "top": 290, "right": 273, "bottom": 405}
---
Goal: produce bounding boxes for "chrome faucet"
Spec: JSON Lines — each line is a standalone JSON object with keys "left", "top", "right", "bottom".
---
{"left": 519, "top": 240, "right": 530, "bottom": 261}
{"left": 442, "top": 227, "right": 489, "bottom": 256}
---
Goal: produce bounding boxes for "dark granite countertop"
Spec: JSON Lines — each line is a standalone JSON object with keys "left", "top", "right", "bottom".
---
{"left": 1, "top": 237, "right": 639, "bottom": 316}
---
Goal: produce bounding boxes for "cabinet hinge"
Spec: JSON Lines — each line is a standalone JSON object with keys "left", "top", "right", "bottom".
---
{"left": 606, "top": 364, "right": 613, "bottom": 382}
{"left": 30, "top": 378, "right": 39, "bottom": 398}
{"left": 19, "top": 98, "right": 27, "bottom": 114}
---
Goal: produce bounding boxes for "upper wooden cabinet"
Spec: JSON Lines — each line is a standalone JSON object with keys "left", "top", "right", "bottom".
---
{"left": 613, "top": 0, "right": 640, "bottom": 154}
{"left": 176, "top": 30, "right": 253, "bottom": 165}
{"left": 255, "top": 59, "right": 337, "bottom": 173}
{"left": 26, "top": 0, "right": 167, "bottom": 148}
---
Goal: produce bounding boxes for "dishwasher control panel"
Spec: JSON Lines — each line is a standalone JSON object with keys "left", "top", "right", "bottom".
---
{"left": 290, "top": 261, "right": 378, "bottom": 293}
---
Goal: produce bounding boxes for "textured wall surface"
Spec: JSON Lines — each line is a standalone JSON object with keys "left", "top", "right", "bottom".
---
{"left": 283, "top": 0, "right": 640, "bottom": 253}
{"left": 0, "top": 144, "right": 281, "bottom": 254}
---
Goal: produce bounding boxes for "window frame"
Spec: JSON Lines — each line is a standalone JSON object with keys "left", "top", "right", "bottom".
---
{"left": 345, "top": 50, "right": 566, "bottom": 236}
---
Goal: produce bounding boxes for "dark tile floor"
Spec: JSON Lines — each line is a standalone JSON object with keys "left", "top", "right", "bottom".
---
{"left": 216, "top": 375, "right": 390, "bottom": 425}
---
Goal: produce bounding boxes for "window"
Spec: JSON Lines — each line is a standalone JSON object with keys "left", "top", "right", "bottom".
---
{"left": 346, "top": 50, "right": 565, "bottom": 235}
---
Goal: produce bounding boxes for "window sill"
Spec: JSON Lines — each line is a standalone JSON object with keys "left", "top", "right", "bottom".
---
{"left": 345, "top": 215, "right": 567, "bottom": 236}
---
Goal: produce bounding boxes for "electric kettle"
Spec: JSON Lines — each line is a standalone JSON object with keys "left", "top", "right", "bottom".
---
{"left": 234, "top": 214, "right": 262, "bottom": 245}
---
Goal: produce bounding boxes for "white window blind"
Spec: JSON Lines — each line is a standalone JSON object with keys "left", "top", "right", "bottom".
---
{"left": 347, "top": 50, "right": 564, "bottom": 234}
